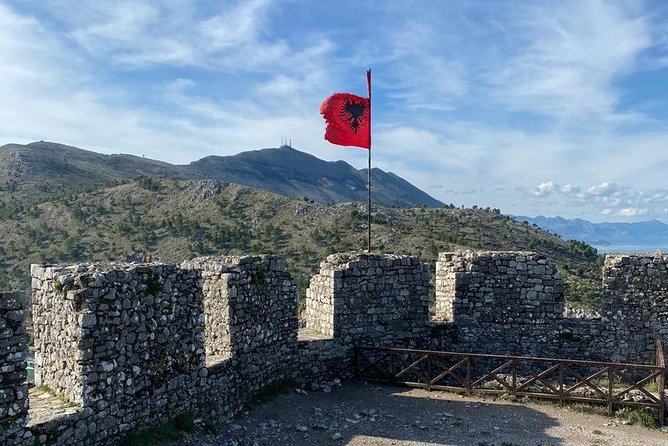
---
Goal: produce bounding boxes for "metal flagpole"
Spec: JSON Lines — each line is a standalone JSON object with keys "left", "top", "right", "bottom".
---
{"left": 367, "top": 69, "right": 372, "bottom": 253}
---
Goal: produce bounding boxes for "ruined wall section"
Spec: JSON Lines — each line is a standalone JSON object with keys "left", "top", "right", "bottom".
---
{"left": 435, "top": 251, "right": 565, "bottom": 325}
{"left": 181, "top": 258, "right": 231, "bottom": 361}
{"left": 432, "top": 251, "right": 668, "bottom": 363}
{"left": 0, "top": 292, "right": 32, "bottom": 446}
{"left": 303, "top": 270, "right": 335, "bottom": 337}
{"left": 178, "top": 255, "right": 298, "bottom": 424}
{"left": 14, "top": 250, "right": 668, "bottom": 444}
{"left": 432, "top": 251, "right": 594, "bottom": 358}
{"left": 31, "top": 263, "right": 206, "bottom": 444}
{"left": 299, "top": 253, "right": 431, "bottom": 383}
{"left": 185, "top": 256, "right": 299, "bottom": 396}
{"left": 601, "top": 254, "right": 668, "bottom": 363}
{"left": 306, "top": 252, "right": 430, "bottom": 345}
{"left": 32, "top": 264, "right": 87, "bottom": 405}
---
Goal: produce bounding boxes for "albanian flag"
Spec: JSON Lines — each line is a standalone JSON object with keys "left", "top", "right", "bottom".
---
{"left": 320, "top": 92, "right": 370, "bottom": 149}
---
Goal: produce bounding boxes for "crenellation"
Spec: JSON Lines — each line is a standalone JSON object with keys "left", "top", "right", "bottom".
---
{"left": 435, "top": 251, "right": 565, "bottom": 326}
{"left": 304, "top": 252, "right": 430, "bottom": 346}
{"left": 0, "top": 250, "right": 667, "bottom": 444}
{"left": 431, "top": 251, "right": 668, "bottom": 363}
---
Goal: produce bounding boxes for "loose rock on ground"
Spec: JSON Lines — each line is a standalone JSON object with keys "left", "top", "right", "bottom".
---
{"left": 173, "top": 381, "right": 668, "bottom": 446}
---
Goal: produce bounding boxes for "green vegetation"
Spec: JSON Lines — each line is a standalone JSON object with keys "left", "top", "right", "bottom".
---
{"left": 0, "top": 179, "right": 601, "bottom": 309}
{"left": 616, "top": 408, "right": 658, "bottom": 428}
{"left": 562, "top": 256, "right": 604, "bottom": 310}
{"left": 36, "top": 384, "right": 53, "bottom": 393}
{"left": 121, "top": 412, "right": 197, "bottom": 446}
{"left": 244, "top": 378, "right": 296, "bottom": 411}
{"left": 52, "top": 279, "right": 64, "bottom": 296}
{"left": 564, "top": 402, "right": 660, "bottom": 429}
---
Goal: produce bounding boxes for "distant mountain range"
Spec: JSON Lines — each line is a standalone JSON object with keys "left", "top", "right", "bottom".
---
{"left": 0, "top": 141, "right": 442, "bottom": 208}
{"left": 515, "top": 215, "right": 668, "bottom": 247}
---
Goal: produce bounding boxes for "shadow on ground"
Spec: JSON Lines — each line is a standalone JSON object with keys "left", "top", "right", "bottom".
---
{"left": 192, "top": 381, "right": 564, "bottom": 446}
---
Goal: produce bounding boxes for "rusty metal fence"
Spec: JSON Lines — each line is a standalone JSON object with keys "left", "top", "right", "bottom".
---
{"left": 354, "top": 340, "right": 666, "bottom": 423}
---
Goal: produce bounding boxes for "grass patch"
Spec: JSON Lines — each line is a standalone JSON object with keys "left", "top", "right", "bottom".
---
{"left": 244, "top": 379, "right": 296, "bottom": 411}
{"left": 52, "top": 279, "right": 64, "bottom": 296}
{"left": 121, "top": 412, "right": 197, "bottom": 446}
{"left": 566, "top": 402, "right": 609, "bottom": 417}
{"left": 562, "top": 402, "right": 658, "bottom": 428}
{"left": 36, "top": 384, "right": 53, "bottom": 393}
{"left": 616, "top": 408, "right": 657, "bottom": 428}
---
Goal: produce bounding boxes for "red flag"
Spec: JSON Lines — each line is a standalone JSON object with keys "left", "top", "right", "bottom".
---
{"left": 320, "top": 92, "right": 370, "bottom": 149}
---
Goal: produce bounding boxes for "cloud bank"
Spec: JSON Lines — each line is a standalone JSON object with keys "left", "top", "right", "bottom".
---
{"left": 1, "top": 0, "right": 668, "bottom": 221}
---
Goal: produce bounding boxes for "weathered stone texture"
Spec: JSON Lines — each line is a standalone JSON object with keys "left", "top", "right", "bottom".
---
{"left": 298, "top": 252, "right": 430, "bottom": 383}
{"left": 304, "top": 252, "right": 430, "bottom": 345}
{"left": 432, "top": 251, "right": 668, "bottom": 363}
{"left": 0, "top": 292, "right": 32, "bottom": 446}
{"left": 297, "top": 332, "right": 351, "bottom": 384}
{"left": 184, "top": 255, "right": 298, "bottom": 401}
{"left": 601, "top": 254, "right": 668, "bottom": 363}
{"left": 25, "top": 255, "right": 298, "bottom": 444}
{"left": 303, "top": 272, "right": 335, "bottom": 337}
{"left": 31, "top": 263, "right": 206, "bottom": 445}
{"left": 0, "top": 250, "right": 666, "bottom": 445}
{"left": 32, "top": 264, "right": 87, "bottom": 405}
{"left": 435, "top": 251, "right": 565, "bottom": 324}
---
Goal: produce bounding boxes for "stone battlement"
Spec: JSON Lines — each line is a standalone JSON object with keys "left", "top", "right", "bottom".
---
{"left": 432, "top": 251, "right": 668, "bottom": 363}
{"left": 0, "top": 250, "right": 667, "bottom": 445}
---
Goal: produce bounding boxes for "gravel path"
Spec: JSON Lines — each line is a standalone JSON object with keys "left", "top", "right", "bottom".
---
{"left": 177, "top": 381, "right": 668, "bottom": 446}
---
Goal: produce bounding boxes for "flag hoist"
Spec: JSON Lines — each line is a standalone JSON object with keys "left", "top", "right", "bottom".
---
{"left": 320, "top": 70, "right": 372, "bottom": 252}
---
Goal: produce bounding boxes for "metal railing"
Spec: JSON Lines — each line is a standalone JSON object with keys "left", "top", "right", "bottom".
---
{"left": 354, "top": 340, "right": 666, "bottom": 423}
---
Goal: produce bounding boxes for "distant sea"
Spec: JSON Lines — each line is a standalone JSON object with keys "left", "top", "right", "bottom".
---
{"left": 593, "top": 245, "right": 668, "bottom": 254}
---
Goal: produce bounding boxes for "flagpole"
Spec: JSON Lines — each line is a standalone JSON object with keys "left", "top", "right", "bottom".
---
{"left": 367, "top": 69, "right": 372, "bottom": 253}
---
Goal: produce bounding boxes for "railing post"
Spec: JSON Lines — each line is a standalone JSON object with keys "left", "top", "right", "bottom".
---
{"left": 511, "top": 358, "right": 517, "bottom": 396}
{"left": 608, "top": 365, "right": 614, "bottom": 417}
{"left": 390, "top": 350, "right": 395, "bottom": 379}
{"left": 467, "top": 355, "right": 472, "bottom": 395}
{"left": 558, "top": 362, "right": 564, "bottom": 408}
{"left": 427, "top": 353, "right": 432, "bottom": 391}
{"left": 656, "top": 339, "right": 666, "bottom": 425}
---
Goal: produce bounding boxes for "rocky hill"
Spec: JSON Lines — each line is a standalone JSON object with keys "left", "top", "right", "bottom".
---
{"left": 0, "top": 141, "right": 442, "bottom": 208}
{"left": 0, "top": 178, "right": 599, "bottom": 307}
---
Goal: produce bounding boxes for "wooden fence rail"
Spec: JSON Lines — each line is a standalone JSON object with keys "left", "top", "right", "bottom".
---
{"left": 354, "top": 342, "right": 666, "bottom": 424}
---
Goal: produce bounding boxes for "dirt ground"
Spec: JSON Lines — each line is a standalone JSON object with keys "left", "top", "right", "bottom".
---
{"left": 177, "top": 381, "right": 668, "bottom": 446}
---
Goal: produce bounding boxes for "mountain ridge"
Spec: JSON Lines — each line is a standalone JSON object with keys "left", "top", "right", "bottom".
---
{"left": 0, "top": 141, "right": 442, "bottom": 208}
{"left": 515, "top": 215, "right": 668, "bottom": 246}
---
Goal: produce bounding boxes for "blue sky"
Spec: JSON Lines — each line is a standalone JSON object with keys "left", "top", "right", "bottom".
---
{"left": 2, "top": 0, "right": 668, "bottom": 222}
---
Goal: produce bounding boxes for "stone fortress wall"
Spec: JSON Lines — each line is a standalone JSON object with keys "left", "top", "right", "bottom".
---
{"left": 0, "top": 292, "right": 31, "bottom": 446}
{"left": 432, "top": 251, "right": 668, "bottom": 364}
{"left": 0, "top": 250, "right": 667, "bottom": 445}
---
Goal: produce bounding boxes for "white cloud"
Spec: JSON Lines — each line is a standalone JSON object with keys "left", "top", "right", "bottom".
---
{"left": 2, "top": 1, "right": 668, "bottom": 223}
{"left": 534, "top": 181, "right": 557, "bottom": 197}
{"left": 618, "top": 207, "right": 648, "bottom": 217}
{"left": 488, "top": 0, "right": 651, "bottom": 120}
{"left": 529, "top": 179, "right": 668, "bottom": 221}
{"left": 585, "top": 182, "right": 619, "bottom": 196}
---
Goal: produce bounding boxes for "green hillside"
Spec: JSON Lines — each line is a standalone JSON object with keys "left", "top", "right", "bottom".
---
{"left": 0, "top": 178, "right": 599, "bottom": 308}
